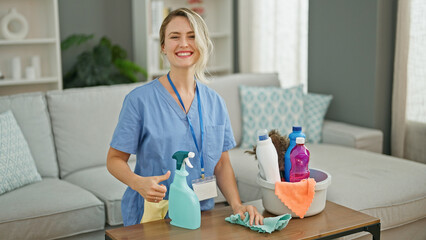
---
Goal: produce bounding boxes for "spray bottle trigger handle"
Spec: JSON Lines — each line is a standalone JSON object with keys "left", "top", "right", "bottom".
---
{"left": 184, "top": 152, "right": 195, "bottom": 168}
{"left": 184, "top": 158, "right": 193, "bottom": 168}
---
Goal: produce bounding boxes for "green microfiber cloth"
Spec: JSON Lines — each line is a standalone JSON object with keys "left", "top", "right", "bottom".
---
{"left": 225, "top": 212, "right": 291, "bottom": 233}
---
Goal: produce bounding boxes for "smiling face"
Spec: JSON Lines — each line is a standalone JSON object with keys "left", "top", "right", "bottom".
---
{"left": 162, "top": 16, "right": 200, "bottom": 70}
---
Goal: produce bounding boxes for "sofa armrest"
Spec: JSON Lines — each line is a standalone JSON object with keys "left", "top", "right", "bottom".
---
{"left": 322, "top": 120, "right": 383, "bottom": 154}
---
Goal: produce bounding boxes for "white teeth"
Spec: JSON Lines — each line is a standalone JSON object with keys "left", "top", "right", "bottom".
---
{"left": 177, "top": 52, "right": 191, "bottom": 56}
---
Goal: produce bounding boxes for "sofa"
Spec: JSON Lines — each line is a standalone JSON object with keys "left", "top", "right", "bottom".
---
{"left": 211, "top": 73, "right": 426, "bottom": 240}
{"left": 0, "top": 73, "right": 425, "bottom": 240}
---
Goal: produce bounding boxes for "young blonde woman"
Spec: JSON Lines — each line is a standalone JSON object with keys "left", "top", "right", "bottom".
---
{"left": 107, "top": 8, "right": 264, "bottom": 227}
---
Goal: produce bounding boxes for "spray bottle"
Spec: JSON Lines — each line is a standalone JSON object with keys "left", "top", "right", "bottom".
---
{"left": 168, "top": 151, "right": 201, "bottom": 229}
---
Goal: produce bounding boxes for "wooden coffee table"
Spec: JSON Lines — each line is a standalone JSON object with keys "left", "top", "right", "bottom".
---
{"left": 105, "top": 200, "right": 380, "bottom": 240}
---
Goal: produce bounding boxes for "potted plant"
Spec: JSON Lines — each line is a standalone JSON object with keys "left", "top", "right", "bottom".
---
{"left": 61, "top": 34, "right": 147, "bottom": 89}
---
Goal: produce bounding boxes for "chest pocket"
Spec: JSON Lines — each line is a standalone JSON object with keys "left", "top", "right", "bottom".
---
{"left": 205, "top": 125, "right": 225, "bottom": 164}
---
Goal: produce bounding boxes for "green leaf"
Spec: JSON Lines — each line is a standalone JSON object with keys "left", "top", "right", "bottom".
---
{"left": 93, "top": 44, "right": 112, "bottom": 67}
{"left": 99, "top": 37, "right": 112, "bottom": 49}
{"left": 114, "top": 59, "right": 148, "bottom": 79}
{"left": 112, "top": 45, "right": 127, "bottom": 60}
{"left": 61, "top": 34, "right": 94, "bottom": 51}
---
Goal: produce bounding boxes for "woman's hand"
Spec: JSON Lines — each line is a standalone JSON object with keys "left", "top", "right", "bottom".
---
{"left": 232, "top": 204, "right": 264, "bottom": 226}
{"left": 131, "top": 171, "right": 171, "bottom": 203}
{"left": 214, "top": 152, "right": 264, "bottom": 225}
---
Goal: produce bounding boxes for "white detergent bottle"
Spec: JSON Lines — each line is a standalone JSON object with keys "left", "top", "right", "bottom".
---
{"left": 256, "top": 129, "right": 281, "bottom": 183}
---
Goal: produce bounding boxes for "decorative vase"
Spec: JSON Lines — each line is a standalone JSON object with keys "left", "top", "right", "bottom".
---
{"left": 31, "top": 55, "right": 41, "bottom": 78}
{"left": 11, "top": 57, "right": 21, "bottom": 80}
{"left": 0, "top": 8, "right": 29, "bottom": 40}
{"left": 25, "top": 66, "right": 35, "bottom": 80}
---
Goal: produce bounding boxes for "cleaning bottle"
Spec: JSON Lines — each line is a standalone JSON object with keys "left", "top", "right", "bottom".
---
{"left": 168, "top": 151, "right": 201, "bottom": 230}
{"left": 289, "top": 137, "right": 310, "bottom": 182}
{"left": 256, "top": 129, "right": 281, "bottom": 183}
{"left": 284, "top": 126, "right": 306, "bottom": 182}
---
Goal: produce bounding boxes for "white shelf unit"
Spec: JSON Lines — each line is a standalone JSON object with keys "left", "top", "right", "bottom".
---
{"left": 0, "top": 0, "right": 62, "bottom": 96}
{"left": 132, "top": 0, "right": 233, "bottom": 81}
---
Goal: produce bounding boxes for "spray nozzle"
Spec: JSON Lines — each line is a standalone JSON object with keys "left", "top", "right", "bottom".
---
{"left": 172, "top": 151, "right": 195, "bottom": 170}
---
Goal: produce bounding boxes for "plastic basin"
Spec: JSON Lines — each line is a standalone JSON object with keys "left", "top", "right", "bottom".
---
{"left": 256, "top": 168, "right": 331, "bottom": 217}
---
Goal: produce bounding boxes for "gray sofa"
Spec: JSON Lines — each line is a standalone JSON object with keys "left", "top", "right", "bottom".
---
{"left": 0, "top": 73, "right": 425, "bottom": 240}
{"left": 212, "top": 73, "right": 426, "bottom": 240}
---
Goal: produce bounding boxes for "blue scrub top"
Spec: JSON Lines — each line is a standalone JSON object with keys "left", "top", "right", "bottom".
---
{"left": 110, "top": 79, "right": 236, "bottom": 226}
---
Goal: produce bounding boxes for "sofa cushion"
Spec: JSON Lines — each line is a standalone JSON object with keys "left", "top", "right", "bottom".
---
{"left": 322, "top": 120, "right": 383, "bottom": 153}
{"left": 308, "top": 144, "right": 426, "bottom": 231}
{"left": 0, "top": 92, "right": 58, "bottom": 178}
{"left": 304, "top": 93, "right": 332, "bottom": 143}
{"left": 46, "top": 83, "right": 142, "bottom": 178}
{"left": 208, "top": 73, "right": 280, "bottom": 147}
{"left": 239, "top": 85, "right": 304, "bottom": 148}
{"left": 0, "top": 110, "right": 41, "bottom": 195}
{"left": 230, "top": 143, "right": 426, "bottom": 231}
{"left": 64, "top": 160, "right": 136, "bottom": 226}
{"left": 0, "top": 178, "right": 105, "bottom": 240}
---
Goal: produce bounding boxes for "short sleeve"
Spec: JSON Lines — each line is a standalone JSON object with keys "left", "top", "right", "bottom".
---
{"left": 221, "top": 98, "right": 237, "bottom": 152}
{"left": 110, "top": 93, "right": 143, "bottom": 154}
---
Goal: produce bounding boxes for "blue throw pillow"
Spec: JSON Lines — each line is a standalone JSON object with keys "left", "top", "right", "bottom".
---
{"left": 304, "top": 93, "right": 333, "bottom": 143}
{"left": 239, "top": 85, "right": 305, "bottom": 149}
{"left": 0, "top": 110, "right": 41, "bottom": 195}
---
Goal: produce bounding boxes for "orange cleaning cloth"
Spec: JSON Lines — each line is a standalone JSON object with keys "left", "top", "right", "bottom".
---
{"left": 274, "top": 178, "right": 316, "bottom": 218}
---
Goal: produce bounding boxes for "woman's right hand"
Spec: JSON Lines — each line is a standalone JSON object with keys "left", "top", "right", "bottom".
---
{"left": 131, "top": 171, "right": 171, "bottom": 203}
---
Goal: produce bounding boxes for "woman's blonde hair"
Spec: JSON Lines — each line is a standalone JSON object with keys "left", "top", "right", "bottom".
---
{"left": 159, "top": 8, "right": 213, "bottom": 83}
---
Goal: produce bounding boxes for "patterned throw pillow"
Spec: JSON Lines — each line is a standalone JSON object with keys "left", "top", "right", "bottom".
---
{"left": 0, "top": 110, "right": 41, "bottom": 195}
{"left": 239, "top": 85, "right": 304, "bottom": 149}
{"left": 304, "top": 93, "right": 333, "bottom": 143}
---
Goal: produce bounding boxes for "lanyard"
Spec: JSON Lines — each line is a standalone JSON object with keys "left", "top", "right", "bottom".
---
{"left": 167, "top": 72, "right": 205, "bottom": 178}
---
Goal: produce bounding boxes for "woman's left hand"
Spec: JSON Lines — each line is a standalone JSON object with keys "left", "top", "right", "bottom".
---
{"left": 232, "top": 204, "right": 264, "bottom": 226}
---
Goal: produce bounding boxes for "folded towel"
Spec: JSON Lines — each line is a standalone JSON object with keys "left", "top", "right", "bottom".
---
{"left": 275, "top": 178, "right": 316, "bottom": 218}
{"left": 225, "top": 212, "right": 291, "bottom": 233}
